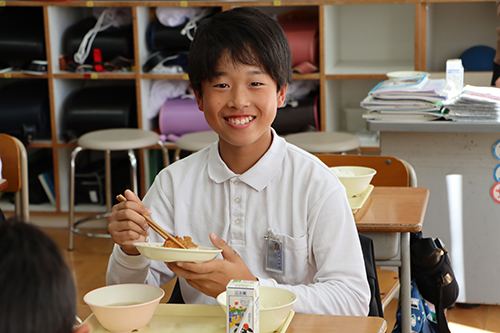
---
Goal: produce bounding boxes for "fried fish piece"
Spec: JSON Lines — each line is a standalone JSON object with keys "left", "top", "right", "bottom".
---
{"left": 163, "top": 236, "right": 198, "bottom": 249}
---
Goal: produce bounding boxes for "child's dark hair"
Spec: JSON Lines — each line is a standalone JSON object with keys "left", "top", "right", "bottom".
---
{"left": 188, "top": 7, "right": 292, "bottom": 95}
{"left": 0, "top": 218, "right": 77, "bottom": 333}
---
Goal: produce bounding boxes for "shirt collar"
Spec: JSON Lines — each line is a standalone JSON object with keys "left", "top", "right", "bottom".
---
{"left": 208, "top": 128, "right": 286, "bottom": 192}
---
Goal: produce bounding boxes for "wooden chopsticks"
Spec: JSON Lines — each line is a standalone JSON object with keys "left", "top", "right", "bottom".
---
{"left": 116, "top": 194, "right": 187, "bottom": 249}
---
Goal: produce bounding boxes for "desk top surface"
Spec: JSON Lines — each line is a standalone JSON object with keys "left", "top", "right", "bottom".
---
{"left": 84, "top": 304, "right": 387, "bottom": 333}
{"left": 354, "top": 186, "right": 429, "bottom": 233}
{"left": 288, "top": 313, "right": 387, "bottom": 333}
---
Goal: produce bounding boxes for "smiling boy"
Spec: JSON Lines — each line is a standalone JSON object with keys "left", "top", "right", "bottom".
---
{"left": 192, "top": 51, "right": 286, "bottom": 174}
{"left": 106, "top": 7, "right": 370, "bottom": 316}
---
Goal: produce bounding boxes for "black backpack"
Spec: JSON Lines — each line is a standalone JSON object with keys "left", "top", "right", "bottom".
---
{"left": 410, "top": 232, "right": 459, "bottom": 333}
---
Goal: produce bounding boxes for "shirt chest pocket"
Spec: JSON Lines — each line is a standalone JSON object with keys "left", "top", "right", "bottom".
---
{"left": 277, "top": 233, "right": 311, "bottom": 284}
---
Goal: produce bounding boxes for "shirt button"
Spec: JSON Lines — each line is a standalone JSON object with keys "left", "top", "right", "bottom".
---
{"left": 234, "top": 219, "right": 241, "bottom": 225}
{"left": 234, "top": 197, "right": 241, "bottom": 204}
{"left": 233, "top": 180, "right": 240, "bottom": 185}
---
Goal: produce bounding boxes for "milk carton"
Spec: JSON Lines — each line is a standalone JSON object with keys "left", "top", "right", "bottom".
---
{"left": 226, "top": 279, "right": 259, "bottom": 333}
{"left": 446, "top": 59, "right": 464, "bottom": 96}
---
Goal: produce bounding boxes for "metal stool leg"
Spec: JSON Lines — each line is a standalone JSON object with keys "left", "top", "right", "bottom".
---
{"left": 105, "top": 150, "right": 112, "bottom": 212}
{"left": 127, "top": 149, "right": 138, "bottom": 194}
{"left": 174, "top": 148, "right": 182, "bottom": 161}
{"left": 157, "top": 140, "right": 170, "bottom": 167}
{"left": 68, "top": 146, "right": 84, "bottom": 251}
{"left": 69, "top": 147, "right": 112, "bottom": 251}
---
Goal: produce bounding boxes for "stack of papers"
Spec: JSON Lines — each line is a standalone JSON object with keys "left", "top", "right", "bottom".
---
{"left": 360, "top": 73, "right": 454, "bottom": 122}
{"left": 442, "top": 85, "right": 500, "bottom": 122}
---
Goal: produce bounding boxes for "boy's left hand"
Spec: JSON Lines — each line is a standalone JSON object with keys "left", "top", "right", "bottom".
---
{"left": 166, "top": 233, "right": 257, "bottom": 298}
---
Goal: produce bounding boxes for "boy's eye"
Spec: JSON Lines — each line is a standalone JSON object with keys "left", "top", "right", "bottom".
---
{"left": 214, "top": 83, "right": 228, "bottom": 88}
{"left": 250, "top": 82, "right": 263, "bottom": 86}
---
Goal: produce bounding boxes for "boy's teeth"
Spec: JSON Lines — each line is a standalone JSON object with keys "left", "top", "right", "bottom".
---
{"left": 228, "top": 116, "right": 254, "bottom": 125}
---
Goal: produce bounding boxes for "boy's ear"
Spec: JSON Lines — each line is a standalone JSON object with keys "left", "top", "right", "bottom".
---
{"left": 193, "top": 90, "right": 205, "bottom": 111}
{"left": 277, "top": 84, "right": 288, "bottom": 108}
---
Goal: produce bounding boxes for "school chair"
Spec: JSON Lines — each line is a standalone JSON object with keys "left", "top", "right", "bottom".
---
{"left": 0, "top": 133, "right": 29, "bottom": 222}
{"left": 284, "top": 131, "right": 362, "bottom": 154}
{"left": 68, "top": 128, "right": 169, "bottom": 251}
{"left": 315, "top": 154, "right": 418, "bottom": 316}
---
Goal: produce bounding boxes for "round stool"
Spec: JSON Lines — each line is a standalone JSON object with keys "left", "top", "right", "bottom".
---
{"left": 68, "top": 128, "right": 169, "bottom": 251}
{"left": 284, "top": 132, "right": 361, "bottom": 154}
{"left": 174, "top": 131, "right": 218, "bottom": 161}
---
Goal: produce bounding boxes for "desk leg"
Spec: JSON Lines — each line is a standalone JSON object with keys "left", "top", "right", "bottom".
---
{"left": 400, "top": 232, "right": 411, "bottom": 333}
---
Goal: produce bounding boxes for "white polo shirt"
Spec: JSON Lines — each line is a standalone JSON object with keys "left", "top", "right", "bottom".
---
{"left": 107, "top": 130, "right": 370, "bottom": 316}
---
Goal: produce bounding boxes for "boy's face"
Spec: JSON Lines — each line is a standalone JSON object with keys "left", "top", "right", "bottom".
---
{"left": 194, "top": 55, "right": 287, "bottom": 152}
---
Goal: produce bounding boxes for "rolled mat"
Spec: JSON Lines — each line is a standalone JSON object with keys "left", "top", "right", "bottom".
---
{"left": 159, "top": 97, "right": 211, "bottom": 137}
{"left": 279, "top": 17, "right": 319, "bottom": 68}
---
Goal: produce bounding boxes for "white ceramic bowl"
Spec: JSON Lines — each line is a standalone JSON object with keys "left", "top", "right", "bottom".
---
{"left": 386, "top": 71, "right": 428, "bottom": 79}
{"left": 84, "top": 284, "right": 164, "bottom": 333}
{"left": 330, "top": 166, "right": 377, "bottom": 197}
{"left": 216, "top": 286, "right": 297, "bottom": 333}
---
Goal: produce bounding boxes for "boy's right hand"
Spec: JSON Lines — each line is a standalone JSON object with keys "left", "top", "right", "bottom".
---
{"left": 108, "top": 189, "right": 151, "bottom": 255}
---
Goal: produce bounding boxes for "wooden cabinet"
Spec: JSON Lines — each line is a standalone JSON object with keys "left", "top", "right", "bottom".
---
{"left": 0, "top": 0, "right": 497, "bottom": 215}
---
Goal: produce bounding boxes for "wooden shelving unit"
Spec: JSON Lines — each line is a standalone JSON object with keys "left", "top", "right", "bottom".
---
{"left": 1, "top": 0, "right": 497, "bottom": 215}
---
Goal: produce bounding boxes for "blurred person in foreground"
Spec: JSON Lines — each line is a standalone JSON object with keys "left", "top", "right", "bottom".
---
{"left": 0, "top": 218, "right": 90, "bottom": 333}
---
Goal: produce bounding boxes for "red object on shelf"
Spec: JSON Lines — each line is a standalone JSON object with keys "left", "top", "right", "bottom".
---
{"left": 93, "top": 49, "right": 104, "bottom": 72}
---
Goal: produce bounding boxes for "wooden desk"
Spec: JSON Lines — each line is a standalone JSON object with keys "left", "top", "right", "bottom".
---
{"left": 354, "top": 187, "right": 429, "bottom": 232}
{"left": 354, "top": 186, "right": 429, "bottom": 333}
{"left": 84, "top": 304, "right": 387, "bottom": 333}
{"left": 288, "top": 313, "right": 387, "bottom": 333}
{"left": 368, "top": 121, "right": 500, "bottom": 304}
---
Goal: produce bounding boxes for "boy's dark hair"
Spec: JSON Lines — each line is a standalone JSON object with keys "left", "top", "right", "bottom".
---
{"left": 188, "top": 7, "right": 292, "bottom": 95}
{"left": 0, "top": 218, "right": 77, "bottom": 333}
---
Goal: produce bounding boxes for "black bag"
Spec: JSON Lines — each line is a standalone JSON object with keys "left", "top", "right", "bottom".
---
{"left": 74, "top": 152, "right": 132, "bottom": 205}
{"left": 62, "top": 17, "right": 134, "bottom": 65}
{"left": 359, "top": 233, "right": 384, "bottom": 317}
{"left": 146, "top": 20, "right": 192, "bottom": 53}
{"left": 272, "top": 95, "right": 319, "bottom": 135}
{"left": 63, "top": 85, "right": 137, "bottom": 142}
{"left": 0, "top": 80, "right": 51, "bottom": 144}
{"left": 0, "top": 7, "right": 46, "bottom": 68}
{"left": 410, "top": 232, "right": 459, "bottom": 333}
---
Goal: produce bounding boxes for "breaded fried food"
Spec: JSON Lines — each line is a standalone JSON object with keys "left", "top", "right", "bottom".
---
{"left": 163, "top": 236, "right": 198, "bottom": 249}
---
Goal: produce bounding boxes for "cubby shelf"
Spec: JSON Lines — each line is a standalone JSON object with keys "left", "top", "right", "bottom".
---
{"left": 1, "top": 0, "right": 497, "bottom": 215}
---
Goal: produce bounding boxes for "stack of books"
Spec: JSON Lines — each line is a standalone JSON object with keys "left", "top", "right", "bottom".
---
{"left": 360, "top": 73, "right": 453, "bottom": 121}
{"left": 442, "top": 85, "right": 500, "bottom": 122}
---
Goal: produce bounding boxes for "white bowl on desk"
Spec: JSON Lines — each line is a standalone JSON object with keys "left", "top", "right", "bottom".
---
{"left": 330, "top": 166, "right": 377, "bottom": 198}
{"left": 83, "top": 284, "right": 164, "bottom": 333}
{"left": 386, "top": 71, "right": 429, "bottom": 79}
